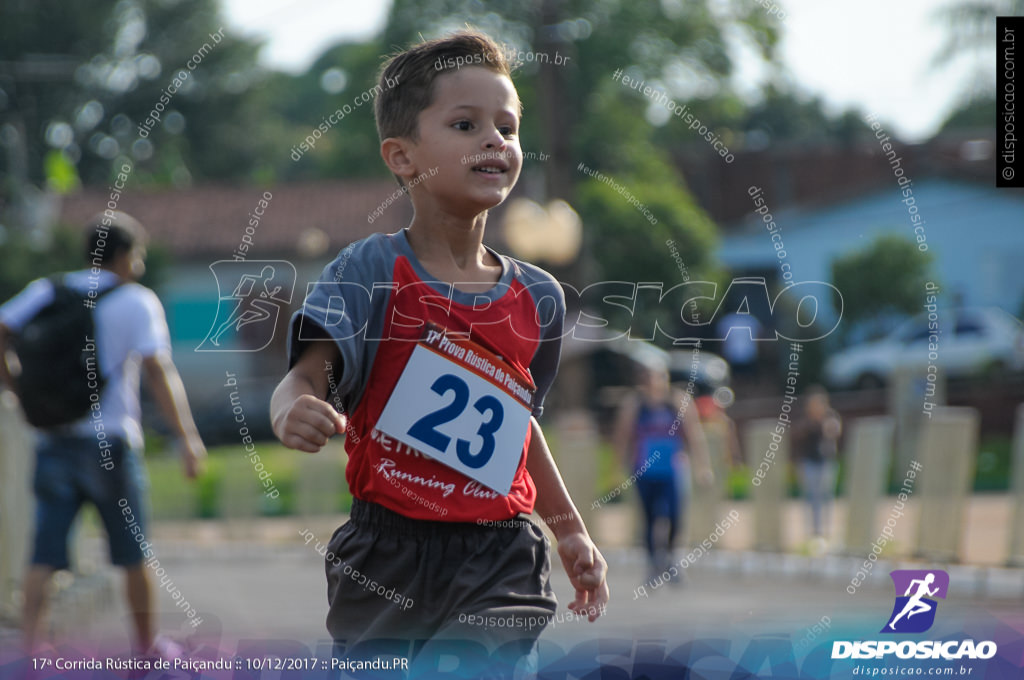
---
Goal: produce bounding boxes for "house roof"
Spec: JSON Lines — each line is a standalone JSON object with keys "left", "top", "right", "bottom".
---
{"left": 716, "top": 177, "right": 1024, "bottom": 317}
{"left": 677, "top": 129, "right": 1008, "bottom": 225}
{"left": 58, "top": 179, "right": 415, "bottom": 258}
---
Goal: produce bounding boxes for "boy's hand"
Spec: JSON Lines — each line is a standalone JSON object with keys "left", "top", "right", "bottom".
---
{"left": 556, "top": 532, "right": 609, "bottom": 621}
{"left": 273, "top": 394, "right": 346, "bottom": 452}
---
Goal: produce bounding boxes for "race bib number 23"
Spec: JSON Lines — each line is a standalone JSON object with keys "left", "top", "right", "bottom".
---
{"left": 375, "top": 326, "right": 536, "bottom": 496}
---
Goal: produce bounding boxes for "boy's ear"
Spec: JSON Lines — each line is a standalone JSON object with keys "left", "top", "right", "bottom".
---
{"left": 380, "top": 137, "right": 418, "bottom": 182}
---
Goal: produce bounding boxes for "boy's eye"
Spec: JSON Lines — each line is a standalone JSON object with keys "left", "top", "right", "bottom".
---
{"left": 453, "top": 120, "right": 473, "bottom": 131}
{"left": 499, "top": 126, "right": 517, "bottom": 137}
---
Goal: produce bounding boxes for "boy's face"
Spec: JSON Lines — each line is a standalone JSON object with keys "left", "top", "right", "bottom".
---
{"left": 403, "top": 66, "right": 522, "bottom": 215}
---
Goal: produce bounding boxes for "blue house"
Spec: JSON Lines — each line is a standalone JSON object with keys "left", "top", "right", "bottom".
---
{"left": 716, "top": 178, "right": 1024, "bottom": 329}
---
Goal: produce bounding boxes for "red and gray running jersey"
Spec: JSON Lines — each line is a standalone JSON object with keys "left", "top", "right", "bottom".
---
{"left": 289, "top": 229, "right": 565, "bottom": 521}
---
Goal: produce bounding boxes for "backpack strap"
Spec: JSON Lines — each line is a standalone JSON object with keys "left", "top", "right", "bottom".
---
{"left": 49, "top": 273, "right": 124, "bottom": 302}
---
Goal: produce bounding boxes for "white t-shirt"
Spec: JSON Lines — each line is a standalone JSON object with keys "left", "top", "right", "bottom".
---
{"left": 0, "top": 269, "right": 171, "bottom": 449}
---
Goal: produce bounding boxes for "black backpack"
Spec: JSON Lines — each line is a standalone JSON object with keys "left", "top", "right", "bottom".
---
{"left": 12, "top": 276, "right": 121, "bottom": 428}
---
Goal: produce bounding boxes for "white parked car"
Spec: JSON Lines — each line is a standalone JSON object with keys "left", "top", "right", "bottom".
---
{"left": 824, "top": 307, "right": 1024, "bottom": 390}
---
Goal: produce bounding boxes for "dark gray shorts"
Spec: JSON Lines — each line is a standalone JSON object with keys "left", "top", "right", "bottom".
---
{"left": 325, "top": 499, "right": 558, "bottom": 673}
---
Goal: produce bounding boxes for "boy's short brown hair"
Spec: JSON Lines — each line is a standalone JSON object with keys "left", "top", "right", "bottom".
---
{"left": 374, "top": 31, "right": 517, "bottom": 144}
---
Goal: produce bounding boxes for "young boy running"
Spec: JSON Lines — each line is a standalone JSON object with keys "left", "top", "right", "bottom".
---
{"left": 270, "top": 31, "right": 608, "bottom": 674}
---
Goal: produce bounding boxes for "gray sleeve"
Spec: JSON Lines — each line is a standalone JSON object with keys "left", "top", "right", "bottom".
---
{"left": 518, "top": 266, "right": 566, "bottom": 419}
{"left": 287, "top": 235, "right": 393, "bottom": 405}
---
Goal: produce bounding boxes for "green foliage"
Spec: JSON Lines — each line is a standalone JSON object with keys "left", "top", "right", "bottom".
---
{"left": 974, "top": 437, "right": 1012, "bottom": 492}
{"left": 145, "top": 442, "right": 353, "bottom": 520}
{"left": 44, "top": 151, "right": 82, "bottom": 194}
{"left": 364, "top": 0, "right": 786, "bottom": 288}
{"left": 0, "top": 222, "right": 170, "bottom": 304}
{"left": 830, "top": 234, "right": 934, "bottom": 337}
{"left": 939, "top": 95, "right": 996, "bottom": 133}
{"left": 0, "top": 226, "right": 83, "bottom": 303}
{"left": 740, "top": 84, "right": 875, "bottom": 147}
{"left": 576, "top": 166, "right": 716, "bottom": 284}
{"left": 0, "top": 0, "right": 275, "bottom": 193}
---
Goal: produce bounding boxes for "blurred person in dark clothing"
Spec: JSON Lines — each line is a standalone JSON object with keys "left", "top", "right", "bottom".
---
{"left": 613, "top": 363, "right": 713, "bottom": 579}
{"left": 791, "top": 385, "right": 842, "bottom": 552}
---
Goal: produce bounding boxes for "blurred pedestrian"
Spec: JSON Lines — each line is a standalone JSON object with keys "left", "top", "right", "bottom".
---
{"left": 0, "top": 212, "right": 207, "bottom": 656}
{"left": 716, "top": 312, "right": 763, "bottom": 382}
{"left": 694, "top": 383, "right": 743, "bottom": 468}
{"left": 791, "top": 385, "right": 842, "bottom": 553}
{"left": 613, "top": 362, "right": 713, "bottom": 580}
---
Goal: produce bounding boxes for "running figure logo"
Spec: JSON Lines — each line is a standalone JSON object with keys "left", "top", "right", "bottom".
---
{"left": 881, "top": 569, "right": 949, "bottom": 634}
{"left": 196, "top": 261, "right": 296, "bottom": 352}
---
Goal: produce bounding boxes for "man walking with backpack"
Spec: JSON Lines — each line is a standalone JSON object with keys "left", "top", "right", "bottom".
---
{"left": 0, "top": 212, "right": 206, "bottom": 656}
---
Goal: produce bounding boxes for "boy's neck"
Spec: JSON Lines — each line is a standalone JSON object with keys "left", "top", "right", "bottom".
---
{"left": 405, "top": 211, "right": 502, "bottom": 289}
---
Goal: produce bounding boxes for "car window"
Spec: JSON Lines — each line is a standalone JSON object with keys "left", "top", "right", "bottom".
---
{"left": 905, "top": 325, "right": 932, "bottom": 343}
{"left": 954, "top": 320, "right": 985, "bottom": 337}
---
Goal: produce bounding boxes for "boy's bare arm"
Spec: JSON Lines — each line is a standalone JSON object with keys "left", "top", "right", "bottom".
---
{"left": 526, "top": 418, "right": 610, "bottom": 620}
{"left": 271, "top": 340, "right": 345, "bottom": 452}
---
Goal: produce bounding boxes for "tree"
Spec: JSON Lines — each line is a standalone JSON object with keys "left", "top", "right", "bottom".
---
{"left": 355, "top": 0, "right": 783, "bottom": 304}
{"left": 928, "top": 0, "right": 1023, "bottom": 122}
{"left": 830, "top": 234, "right": 934, "bottom": 341}
{"left": 739, "top": 83, "right": 875, "bottom": 148}
{"left": 0, "top": 0, "right": 273, "bottom": 208}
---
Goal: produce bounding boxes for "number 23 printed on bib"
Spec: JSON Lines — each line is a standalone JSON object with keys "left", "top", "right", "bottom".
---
{"left": 375, "top": 327, "right": 535, "bottom": 495}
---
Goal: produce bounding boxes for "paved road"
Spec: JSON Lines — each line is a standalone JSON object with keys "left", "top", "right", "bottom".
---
{"left": 34, "top": 535, "right": 1018, "bottom": 655}
{"left": 3, "top": 533, "right": 1022, "bottom": 680}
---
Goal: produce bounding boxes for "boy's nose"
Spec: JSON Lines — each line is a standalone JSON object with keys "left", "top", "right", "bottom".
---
{"left": 483, "top": 129, "right": 507, "bottom": 150}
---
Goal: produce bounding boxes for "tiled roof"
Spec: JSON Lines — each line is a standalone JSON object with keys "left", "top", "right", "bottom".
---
{"left": 58, "top": 179, "right": 414, "bottom": 258}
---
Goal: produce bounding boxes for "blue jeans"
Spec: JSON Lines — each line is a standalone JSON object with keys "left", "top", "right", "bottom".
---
{"left": 32, "top": 433, "right": 148, "bottom": 569}
{"left": 799, "top": 460, "right": 836, "bottom": 538}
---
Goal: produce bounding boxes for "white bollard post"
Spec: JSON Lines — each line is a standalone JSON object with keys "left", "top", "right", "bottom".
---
{"left": 914, "top": 407, "right": 979, "bottom": 562}
{"left": 0, "top": 390, "right": 33, "bottom": 620}
{"left": 1007, "top": 404, "right": 1024, "bottom": 567}
{"left": 688, "top": 419, "right": 729, "bottom": 544}
{"left": 843, "top": 417, "right": 895, "bottom": 555}
{"left": 745, "top": 418, "right": 789, "bottom": 552}
{"left": 551, "top": 410, "right": 597, "bottom": 540}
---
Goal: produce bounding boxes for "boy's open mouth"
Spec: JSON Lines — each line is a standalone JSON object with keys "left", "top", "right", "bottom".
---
{"left": 472, "top": 161, "right": 508, "bottom": 175}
